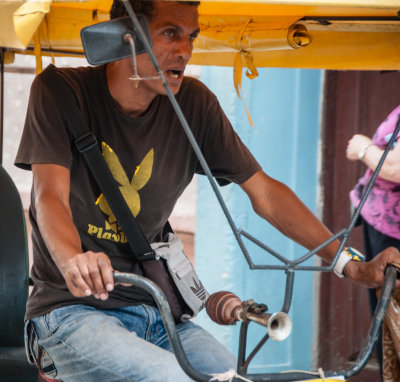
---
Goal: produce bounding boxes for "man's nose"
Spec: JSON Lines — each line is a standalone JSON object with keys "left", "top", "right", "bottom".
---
{"left": 174, "top": 37, "right": 193, "bottom": 61}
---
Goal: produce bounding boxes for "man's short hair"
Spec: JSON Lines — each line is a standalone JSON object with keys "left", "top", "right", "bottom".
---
{"left": 110, "top": 0, "right": 200, "bottom": 21}
{"left": 110, "top": 0, "right": 154, "bottom": 20}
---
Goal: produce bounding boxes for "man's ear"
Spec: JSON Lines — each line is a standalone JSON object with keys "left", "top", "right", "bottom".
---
{"left": 81, "top": 14, "right": 152, "bottom": 66}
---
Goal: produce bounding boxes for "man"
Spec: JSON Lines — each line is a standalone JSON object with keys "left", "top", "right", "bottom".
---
{"left": 16, "top": 0, "right": 400, "bottom": 381}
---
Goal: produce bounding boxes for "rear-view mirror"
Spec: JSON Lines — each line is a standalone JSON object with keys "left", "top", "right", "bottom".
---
{"left": 81, "top": 15, "right": 152, "bottom": 66}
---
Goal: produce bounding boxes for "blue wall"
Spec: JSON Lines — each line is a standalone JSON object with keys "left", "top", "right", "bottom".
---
{"left": 194, "top": 67, "right": 324, "bottom": 373}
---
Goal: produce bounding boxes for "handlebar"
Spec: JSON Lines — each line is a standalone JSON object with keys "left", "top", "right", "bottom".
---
{"left": 113, "top": 272, "right": 211, "bottom": 382}
{"left": 114, "top": 265, "right": 397, "bottom": 381}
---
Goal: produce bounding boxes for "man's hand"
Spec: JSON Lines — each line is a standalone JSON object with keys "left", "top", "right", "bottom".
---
{"left": 32, "top": 164, "right": 118, "bottom": 300}
{"left": 344, "top": 247, "right": 400, "bottom": 288}
{"left": 60, "top": 251, "right": 114, "bottom": 300}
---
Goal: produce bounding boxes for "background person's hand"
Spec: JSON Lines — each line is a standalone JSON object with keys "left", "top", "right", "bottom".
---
{"left": 346, "top": 134, "right": 373, "bottom": 161}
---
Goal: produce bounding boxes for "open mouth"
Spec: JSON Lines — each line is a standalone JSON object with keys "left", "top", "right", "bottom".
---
{"left": 167, "top": 69, "right": 183, "bottom": 80}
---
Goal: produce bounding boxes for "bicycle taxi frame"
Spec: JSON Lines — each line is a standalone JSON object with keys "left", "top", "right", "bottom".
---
{"left": 1, "top": 1, "right": 400, "bottom": 381}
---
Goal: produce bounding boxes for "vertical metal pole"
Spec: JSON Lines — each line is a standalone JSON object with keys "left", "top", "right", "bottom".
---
{"left": 0, "top": 48, "right": 4, "bottom": 165}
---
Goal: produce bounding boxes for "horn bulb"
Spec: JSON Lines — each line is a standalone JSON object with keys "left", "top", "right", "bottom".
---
{"left": 206, "top": 291, "right": 292, "bottom": 341}
{"left": 206, "top": 291, "right": 242, "bottom": 325}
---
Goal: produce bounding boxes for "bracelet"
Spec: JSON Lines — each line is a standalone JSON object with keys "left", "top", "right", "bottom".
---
{"left": 358, "top": 143, "right": 373, "bottom": 160}
{"left": 333, "top": 247, "right": 365, "bottom": 279}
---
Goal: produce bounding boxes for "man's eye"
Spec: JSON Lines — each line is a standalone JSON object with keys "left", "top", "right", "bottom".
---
{"left": 164, "top": 30, "right": 176, "bottom": 38}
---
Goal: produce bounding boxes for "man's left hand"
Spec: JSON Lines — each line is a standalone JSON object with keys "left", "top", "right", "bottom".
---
{"left": 344, "top": 247, "right": 400, "bottom": 288}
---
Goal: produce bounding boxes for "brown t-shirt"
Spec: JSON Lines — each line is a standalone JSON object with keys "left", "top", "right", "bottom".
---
{"left": 15, "top": 64, "right": 261, "bottom": 320}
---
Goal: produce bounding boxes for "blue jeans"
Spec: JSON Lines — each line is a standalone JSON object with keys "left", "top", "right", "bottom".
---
{"left": 25, "top": 304, "right": 236, "bottom": 381}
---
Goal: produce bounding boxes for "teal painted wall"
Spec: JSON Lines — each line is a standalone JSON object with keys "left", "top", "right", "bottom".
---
{"left": 194, "top": 67, "right": 324, "bottom": 373}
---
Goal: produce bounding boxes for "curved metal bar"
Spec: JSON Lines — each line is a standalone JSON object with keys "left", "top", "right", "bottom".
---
{"left": 114, "top": 266, "right": 396, "bottom": 382}
{"left": 238, "top": 229, "right": 292, "bottom": 265}
{"left": 233, "top": 265, "right": 398, "bottom": 381}
{"left": 240, "top": 328, "right": 269, "bottom": 374}
{"left": 117, "top": 4, "right": 400, "bottom": 380}
{"left": 113, "top": 272, "right": 211, "bottom": 382}
{"left": 340, "top": 265, "right": 397, "bottom": 379}
{"left": 119, "top": 0, "right": 398, "bottom": 275}
{"left": 237, "top": 321, "right": 250, "bottom": 374}
{"left": 281, "top": 270, "right": 295, "bottom": 314}
{"left": 238, "top": 116, "right": 399, "bottom": 272}
{"left": 239, "top": 229, "right": 347, "bottom": 268}
{"left": 121, "top": 0, "right": 255, "bottom": 268}
{"left": 293, "top": 230, "right": 347, "bottom": 266}
{"left": 237, "top": 270, "right": 295, "bottom": 373}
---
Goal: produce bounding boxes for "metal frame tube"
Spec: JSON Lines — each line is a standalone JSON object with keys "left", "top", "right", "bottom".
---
{"left": 117, "top": 3, "right": 400, "bottom": 379}
{"left": 113, "top": 272, "right": 211, "bottom": 382}
{"left": 119, "top": 0, "right": 400, "bottom": 274}
{"left": 114, "top": 266, "right": 396, "bottom": 381}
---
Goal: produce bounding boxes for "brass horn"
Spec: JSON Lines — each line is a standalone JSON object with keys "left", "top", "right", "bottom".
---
{"left": 206, "top": 291, "right": 292, "bottom": 342}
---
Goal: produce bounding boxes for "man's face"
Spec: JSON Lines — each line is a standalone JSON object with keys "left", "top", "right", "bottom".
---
{"left": 135, "top": 1, "right": 200, "bottom": 96}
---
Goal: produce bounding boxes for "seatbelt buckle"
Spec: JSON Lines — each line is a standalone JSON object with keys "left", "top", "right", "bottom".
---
{"left": 75, "top": 133, "right": 98, "bottom": 153}
{"left": 137, "top": 250, "right": 158, "bottom": 262}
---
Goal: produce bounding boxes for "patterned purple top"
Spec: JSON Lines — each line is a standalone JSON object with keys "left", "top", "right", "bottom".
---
{"left": 350, "top": 105, "right": 400, "bottom": 240}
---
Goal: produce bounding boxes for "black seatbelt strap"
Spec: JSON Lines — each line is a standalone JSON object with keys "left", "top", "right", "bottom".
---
{"left": 48, "top": 68, "right": 156, "bottom": 261}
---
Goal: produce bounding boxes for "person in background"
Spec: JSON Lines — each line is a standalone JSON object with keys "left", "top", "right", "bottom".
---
{"left": 347, "top": 105, "right": 400, "bottom": 381}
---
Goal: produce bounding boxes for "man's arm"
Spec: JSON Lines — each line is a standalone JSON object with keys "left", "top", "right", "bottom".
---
{"left": 240, "top": 170, "right": 400, "bottom": 288}
{"left": 32, "top": 163, "right": 114, "bottom": 300}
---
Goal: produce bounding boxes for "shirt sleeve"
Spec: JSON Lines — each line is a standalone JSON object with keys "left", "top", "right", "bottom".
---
{"left": 196, "top": 90, "right": 262, "bottom": 185}
{"left": 15, "top": 65, "right": 74, "bottom": 171}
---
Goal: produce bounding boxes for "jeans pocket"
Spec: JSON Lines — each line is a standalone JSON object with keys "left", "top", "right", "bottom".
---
{"left": 24, "top": 320, "right": 37, "bottom": 366}
{"left": 25, "top": 319, "right": 60, "bottom": 380}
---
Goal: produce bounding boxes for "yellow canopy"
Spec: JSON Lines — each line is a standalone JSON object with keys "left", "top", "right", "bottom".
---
{"left": 2, "top": 0, "right": 400, "bottom": 70}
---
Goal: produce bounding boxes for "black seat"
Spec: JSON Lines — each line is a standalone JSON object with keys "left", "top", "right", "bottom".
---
{"left": 0, "top": 164, "right": 38, "bottom": 381}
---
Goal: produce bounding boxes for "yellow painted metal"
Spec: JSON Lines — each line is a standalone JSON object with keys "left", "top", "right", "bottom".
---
{"left": 191, "top": 23, "right": 400, "bottom": 69}
{"left": 192, "top": 0, "right": 400, "bottom": 69}
{"left": 2, "top": 0, "right": 400, "bottom": 69}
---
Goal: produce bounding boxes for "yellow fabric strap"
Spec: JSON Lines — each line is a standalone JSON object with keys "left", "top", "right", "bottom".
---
{"left": 233, "top": 18, "right": 259, "bottom": 127}
{"left": 243, "top": 51, "right": 259, "bottom": 81}
{"left": 33, "top": 30, "right": 42, "bottom": 75}
{"left": 233, "top": 51, "right": 258, "bottom": 96}
{"left": 233, "top": 52, "right": 243, "bottom": 98}
{"left": 233, "top": 52, "right": 256, "bottom": 127}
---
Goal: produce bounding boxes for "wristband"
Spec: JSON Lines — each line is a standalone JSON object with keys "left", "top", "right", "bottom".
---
{"left": 358, "top": 143, "right": 372, "bottom": 160}
{"left": 333, "top": 247, "right": 365, "bottom": 279}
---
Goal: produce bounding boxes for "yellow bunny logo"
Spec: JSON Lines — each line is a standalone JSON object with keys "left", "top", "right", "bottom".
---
{"left": 96, "top": 142, "right": 154, "bottom": 233}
